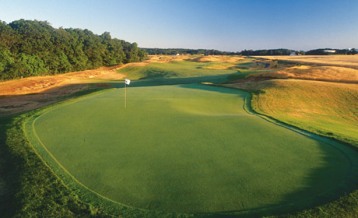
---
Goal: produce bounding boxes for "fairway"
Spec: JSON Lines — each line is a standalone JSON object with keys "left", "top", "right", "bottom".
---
{"left": 25, "top": 84, "right": 358, "bottom": 215}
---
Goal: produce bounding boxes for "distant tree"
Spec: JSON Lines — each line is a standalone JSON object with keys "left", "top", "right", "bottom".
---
{"left": 143, "top": 48, "right": 240, "bottom": 56}
{"left": 240, "top": 49, "right": 294, "bottom": 56}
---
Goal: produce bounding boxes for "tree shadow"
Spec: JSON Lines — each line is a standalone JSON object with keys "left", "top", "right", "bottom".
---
{"left": 0, "top": 83, "right": 115, "bottom": 116}
{"left": 0, "top": 116, "right": 23, "bottom": 217}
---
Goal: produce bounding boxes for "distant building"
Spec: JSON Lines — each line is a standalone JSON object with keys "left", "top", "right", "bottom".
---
{"left": 290, "top": 52, "right": 297, "bottom": 56}
{"left": 323, "top": 49, "right": 336, "bottom": 54}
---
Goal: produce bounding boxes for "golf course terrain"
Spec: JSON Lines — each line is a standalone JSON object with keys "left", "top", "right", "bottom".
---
{"left": 1, "top": 55, "right": 358, "bottom": 217}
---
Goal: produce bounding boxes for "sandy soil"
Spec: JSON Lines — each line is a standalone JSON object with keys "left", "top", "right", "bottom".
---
{"left": 147, "top": 55, "right": 245, "bottom": 63}
{"left": 147, "top": 55, "right": 193, "bottom": 63}
{"left": 0, "top": 65, "right": 128, "bottom": 115}
{"left": 192, "top": 55, "right": 244, "bottom": 63}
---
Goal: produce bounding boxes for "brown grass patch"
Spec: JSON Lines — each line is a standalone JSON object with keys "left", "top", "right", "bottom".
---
{"left": 192, "top": 55, "right": 244, "bottom": 63}
{"left": 147, "top": 55, "right": 192, "bottom": 63}
{"left": 146, "top": 55, "right": 244, "bottom": 63}
{"left": 256, "top": 55, "right": 358, "bottom": 68}
{"left": 0, "top": 65, "right": 128, "bottom": 115}
{"left": 0, "top": 66, "right": 126, "bottom": 96}
{"left": 248, "top": 65, "right": 358, "bottom": 83}
{"left": 228, "top": 79, "right": 358, "bottom": 145}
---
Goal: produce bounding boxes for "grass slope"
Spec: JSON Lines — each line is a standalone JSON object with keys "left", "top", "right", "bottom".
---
{"left": 24, "top": 84, "right": 358, "bottom": 216}
{"left": 250, "top": 80, "right": 358, "bottom": 147}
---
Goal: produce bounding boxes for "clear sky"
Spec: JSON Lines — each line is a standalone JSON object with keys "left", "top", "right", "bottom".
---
{"left": 1, "top": 0, "right": 357, "bottom": 51}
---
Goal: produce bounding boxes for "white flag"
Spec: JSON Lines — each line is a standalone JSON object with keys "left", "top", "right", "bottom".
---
{"left": 125, "top": 79, "right": 131, "bottom": 85}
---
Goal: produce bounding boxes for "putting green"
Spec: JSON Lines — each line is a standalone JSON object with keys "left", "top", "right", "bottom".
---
{"left": 25, "top": 84, "right": 358, "bottom": 215}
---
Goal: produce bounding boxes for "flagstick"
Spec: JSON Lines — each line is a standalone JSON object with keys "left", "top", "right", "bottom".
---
{"left": 124, "top": 78, "right": 130, "bottom": 109}
{"left": 124, "top": 83, "right": 127, "bottom": 109}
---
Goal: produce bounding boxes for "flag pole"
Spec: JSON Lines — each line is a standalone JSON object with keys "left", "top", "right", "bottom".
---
{"left": 124, "top": 82, "right": 127, "bottom": 109}
{"left": 124, "top": 78, "right": 130, "bottom": 109}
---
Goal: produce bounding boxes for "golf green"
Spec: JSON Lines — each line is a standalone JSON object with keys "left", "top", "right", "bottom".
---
{"left": 25, "top": 84, "right": 358, "bottom": 215}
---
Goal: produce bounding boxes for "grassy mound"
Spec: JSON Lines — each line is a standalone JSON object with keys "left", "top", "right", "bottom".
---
{"left": 248, "top": 80, "right": 358, "bottom": 146}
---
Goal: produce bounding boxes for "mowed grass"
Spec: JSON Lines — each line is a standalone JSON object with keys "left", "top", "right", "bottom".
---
{"left": 25, "top": 84, "right": 358, "bottom": 215}
{"left": 117, "top": 59, "right": 239, "bottom": 81}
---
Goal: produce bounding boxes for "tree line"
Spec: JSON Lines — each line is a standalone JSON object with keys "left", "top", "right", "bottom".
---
{"left": 143, "top": 48, "right": 239, "bottom": 56}
{"left": 240, "top": 49, "right": 300, "bottom": 56}
{"left": 143, "top": 48, "right": 297, "bottom": 56}
{"left": 144, "top": 48, "right": 357, "bottom": 56}
{"left": 0, "top": 19, "right": 147, "bottom": 80}
{"left": 305, "top": 48, "right": 357, "bottom": 55}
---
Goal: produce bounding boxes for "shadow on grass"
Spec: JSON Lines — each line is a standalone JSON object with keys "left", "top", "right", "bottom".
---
{"left": 112, "top": 74, "right": 234, "bottom": 88}
{"left": 199, "top": 148, "right": 358, "bottom": 218}
{"left": 177, "top": 84, "right": 358, "bottom": 217}
{"left": 0, "top": 85, "right": 119, "bottom": 216}
{"left": 0, "top": 116, "right": 22, "bottom": 217}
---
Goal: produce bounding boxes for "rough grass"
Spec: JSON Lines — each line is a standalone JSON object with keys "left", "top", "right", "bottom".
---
{"left": 256, "top": 55, "right": 358, "bottom": 68}
{"left": 24, "top": 84, "right": 358, "bottom": 217}
{"left": 228, "top": 55, "right": 358, "bottom": 147}
{"left": 239, "top": 80, "right": 358, "bottom": 147}
{"left": 282, "top": 189, "right": 358, "bottom": 218}
{"left": 191, "top": 55, "right": 244, "bottom": 63}
{"left": 249, "top": 65, "right": 358, "bottom": 83}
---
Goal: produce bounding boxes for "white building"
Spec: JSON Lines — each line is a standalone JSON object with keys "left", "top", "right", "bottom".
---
{"left": 323, "top": 49, "right": 336, "bottom": 54}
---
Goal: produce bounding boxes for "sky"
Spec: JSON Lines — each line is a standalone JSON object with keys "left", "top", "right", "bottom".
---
{"left": 0, "top": 0, "right": 357, "bottom": 51}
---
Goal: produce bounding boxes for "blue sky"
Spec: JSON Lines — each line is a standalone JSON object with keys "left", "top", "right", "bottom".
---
{"left": 1, "top": 0, "right": 357, "bottom": 51}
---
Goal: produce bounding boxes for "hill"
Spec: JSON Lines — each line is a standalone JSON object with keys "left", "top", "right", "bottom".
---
{"left": 227, "top": 55, "right": 358, "bottom": 146}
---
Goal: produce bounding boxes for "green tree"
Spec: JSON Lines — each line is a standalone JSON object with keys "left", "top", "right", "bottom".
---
{"left": 14, "top": 54, "right": 48, "bottom": 77}
{"left": 0, "top": 48, "right": 15, "bottom": 80}
{"left": 0, "top": 19, "right": 147, "bottom": 80}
